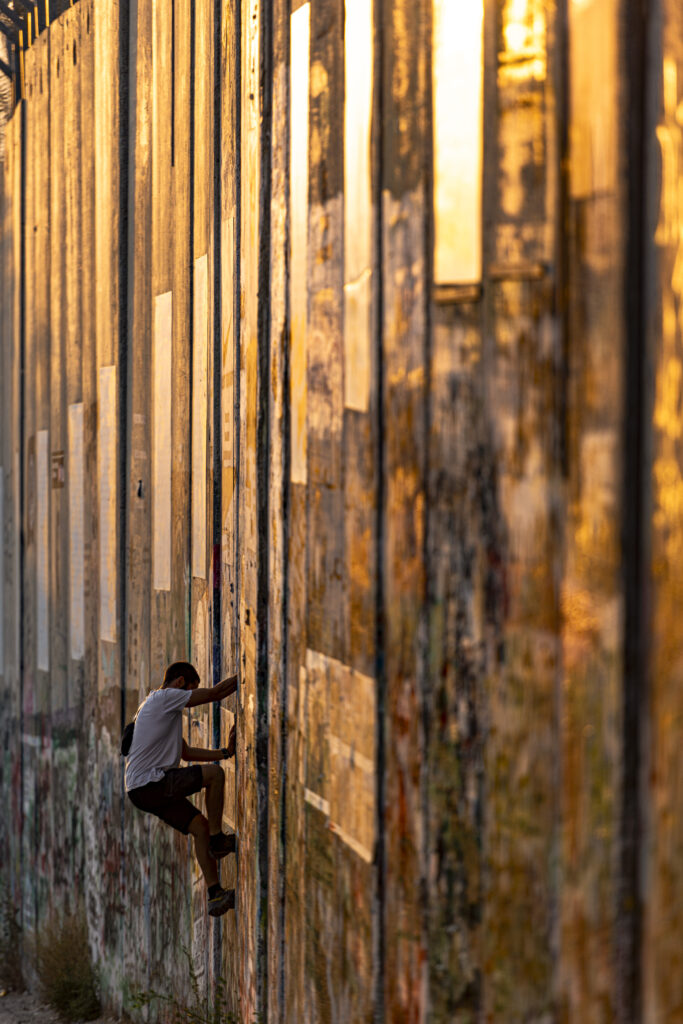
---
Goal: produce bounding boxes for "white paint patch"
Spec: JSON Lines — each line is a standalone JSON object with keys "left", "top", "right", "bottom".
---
{"left": 290, "top": 2, "right": 310, "bottom": 484}
{"left": 192, "top": 254, "right": 208, "bottom": 579}
{"left": 304, "top": 648, "right": 376, "bottom": 863}
{"left": 36, "top": 431, "right": 49, "bottom": 671}
{"left": 303, "top": 787, "right": 373, "bottom": 864}
{"left": 68, "top": 404, "right": 85, "bottom": 660}
{"left": 304, "top": 788, "right": 330, "bottom": 815}
{"left": 98, "top": 365, "right": 117, "bottom": 642}
{"left": 153, "top": 291, "right": 173, "bottom": 591}
{"left": 432, "top": 0, "right": 484, "bottom": 283}
{"left": 222, "top": 217, "right": 235, "bottom": 472}
{"left": 328, "top": 821, "right": 373, "bottom": 864}
{"left": 344, "top": 0, "right": 373, "bottom": 412}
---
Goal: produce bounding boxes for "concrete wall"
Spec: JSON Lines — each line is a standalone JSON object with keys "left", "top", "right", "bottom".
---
{"left": 1, "top": 0, "right": 682, "bottom": 1022}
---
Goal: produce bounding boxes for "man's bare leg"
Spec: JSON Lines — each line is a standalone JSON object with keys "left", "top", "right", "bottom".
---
{"left": 188, "top": 813, "right": 219, "bottom": 888}
{"left": 201, "top": 764, "right": 225, "bottom": 834}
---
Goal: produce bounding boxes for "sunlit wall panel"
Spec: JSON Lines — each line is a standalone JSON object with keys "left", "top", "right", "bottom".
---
{"left": 343, "top": 0, "right": 373, "bottom": 411}
{"left": 290, "top": 1, "right": 310, "bottom": 485}
{"left": 432, "top": 0, "right": 484, "bottom": 284}
{"left": 569, "top": 0, "right": 617, "bottom": 198}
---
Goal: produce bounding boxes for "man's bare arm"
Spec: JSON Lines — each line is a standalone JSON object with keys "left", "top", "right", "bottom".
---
{"left": 181, "top": 726, "right": 236, "bottom": 762}
{"left": 186, "top": 674, "right": 238, "bottom": 707}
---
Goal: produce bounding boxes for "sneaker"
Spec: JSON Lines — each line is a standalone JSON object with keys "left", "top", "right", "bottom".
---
{"left": 208, "top": 887, "right": 235, "bottom": 917}
{"left": 209, "top": 831, "right": 237, "bottom": 859}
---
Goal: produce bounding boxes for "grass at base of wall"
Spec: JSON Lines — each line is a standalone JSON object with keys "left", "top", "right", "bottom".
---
{"left": 128, "top": 948, "right": 256, "bottom": 1024}
{"left": 35, "top": 909, "right": 101, "bottom": 1021}
{"left": 0, "top": 891, "right": 24, "bottom": 992}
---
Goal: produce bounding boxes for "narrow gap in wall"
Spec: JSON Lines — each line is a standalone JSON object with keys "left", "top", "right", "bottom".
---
{"left": 187, "top": 0, "right": 195, "bottom": 659}
{"left": 420, "top": 0, "right": 434, "bottom": 1012}
{"left": 373, "top": 0, "right": 385, "bottom": 1020}
{"left": 18, "top": 91, "right": 28, "bottom": 954}
{"left": 278, "top": 9, "right": 292, "bottom": 1021}
{"left": 233, "top": 0, "right": 242, "bottom": 994}
{"left": 552, "top": 0, "right": 571, "bottom": 985}
{"left": 619, "top": 0, "right": 650, "bottom": 1018}
{"left": 118, "top": 0, "right": 132, "bottom": 947}
{"left": 256, "top": 0, "right": 274, "bottom": 1015}
{"left": 211, "top": 0, "right": 223, "bottom": 980}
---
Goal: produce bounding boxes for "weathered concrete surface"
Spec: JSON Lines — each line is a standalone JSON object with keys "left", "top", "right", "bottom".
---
{"left": 643, "top": 3, "right": 683, "bottom": 1022}
{"left": 3, "top": 1, "right": 683, "bottom": 1022}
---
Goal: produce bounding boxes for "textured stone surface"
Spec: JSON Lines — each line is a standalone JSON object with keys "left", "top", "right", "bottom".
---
{"left": 3, "top": 1, "right": 683, "bottom": 1022}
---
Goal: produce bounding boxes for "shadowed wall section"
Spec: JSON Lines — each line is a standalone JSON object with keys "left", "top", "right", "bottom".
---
{"left": 1, "top": 1, "right": 683, "bottom": 1023}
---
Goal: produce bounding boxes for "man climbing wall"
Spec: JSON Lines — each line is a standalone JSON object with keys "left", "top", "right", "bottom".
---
{"left": 124, "top": 661, "right": 238, "bottom": 917}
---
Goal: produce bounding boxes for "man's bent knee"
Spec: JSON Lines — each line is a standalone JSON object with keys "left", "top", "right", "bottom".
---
{"left": 202, "top": 763, "right": 224, "bottom": 785}
{"left": 188, "top": 813, "right": 209, "bottom": 838}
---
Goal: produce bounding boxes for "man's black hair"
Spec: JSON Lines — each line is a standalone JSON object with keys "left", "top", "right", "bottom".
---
{"left": 162, "top": 661, "right": 200, "bottom": 688}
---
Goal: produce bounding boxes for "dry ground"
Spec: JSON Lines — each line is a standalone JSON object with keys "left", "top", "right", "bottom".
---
{"left": 0, "top": 990, "right": 124, "bottom": 1024}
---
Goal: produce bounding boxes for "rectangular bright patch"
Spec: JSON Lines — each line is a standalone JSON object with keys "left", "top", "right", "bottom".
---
{"left": 37, "top": 430, "right": 50, "bottom": 670}
{"left": 98, "top": 366, "right": 117, "bottom": 642}
{"left": 290, "top": 2, "right": 310, "bottom": 484}
{"left": 432, "top": 0, "right": 484, "bottom": 284}
{"left": 68, "top": 403, "right": 85, "bottom": 660}
{"left": 344, "top": 0, "right": 373, "bottom": 411}
{"left": 153, "top": 291, "right": 173, "bottom": 591}
{"left": 192, "top": 254, "right": 208, "bottom": 579}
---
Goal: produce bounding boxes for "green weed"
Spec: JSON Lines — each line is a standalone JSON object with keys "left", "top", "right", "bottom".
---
{"left": 35, "top": 909, "right": 101, "bottom": 1021}
{"left": 128, "top": 947, "right": 249, "bottom": 1024}
{"left": 0, "top": 889, "right": 24, "bottom": 992}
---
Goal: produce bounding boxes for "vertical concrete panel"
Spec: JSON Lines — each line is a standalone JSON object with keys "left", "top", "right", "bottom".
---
{"left": 49, "top": 19, "right": 69, "bottom": 716}
{"left": 77, "top": 1, "right": 108, "bottom": 985}
{"left": 267, "top": 1, "right": 289, "bottom": 1019}
{"left": 124, "top": 0, "right": 155, "bottom": 1005}
{"left": 164, "top": 2, "right": 196, "bottom": 996}
{"left": 427, "top": 295, "right": 488, "bottom": 1020}
{"left": 171, "top": 0, "right": 192, "bottom": 677}
{"left": 93, "top": 0, "right": 121, "bottom": 708}
{"left": 643, "top": 5, "right": 683, "bottom": 1020}
{"left": 219, "top": 0, "right": 240, "bottom": 1003}
{"left": 340, "top": 6, "right": 379, "bottom": 1019}
{"left": 151, "top": 0, "right": 173, "bottom": 676}
{"left": 559, "top": 0, "right": 624, "bottom": 1017}
{"left": 1, "top": 111, "right": 23, "bottom": 909}
{"left": 79, "top": 0, "right": 98, "bottom": 732}
{"left": 239, "top": 0, "right": 261, "bottom": 1014}
{"left": 126, "top": 0, "right": 152, "bottom": 705}
{"left": 285, "top": 9, "right": 309, "bottom": 1019}
{"left": 88, "top": 0, "right": 123, "bottom": 1001}
{"left": 303, "top": 1, "right": 346, "bottom": 1020}
{"left": 191, "top": 0, "right": 216, "bottom": 994}
{"left": 55, "top": 10, "right": 84, "bottom": 915}
{"left": 426, "top": 8, "right": 487, "bottom": 1018}
{"left": 480, "top": 0, "right": 563, "bottom": 1016}
{"left": 381, "top": 0, "right": 430, "bottom": 1018}
{"left": 27, "top": 35, "right": 52, "bottom": 930}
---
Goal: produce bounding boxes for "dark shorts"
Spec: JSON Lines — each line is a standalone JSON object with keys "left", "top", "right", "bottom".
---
{"left": 127, "top": 766, "right": 204, "bottom": 834}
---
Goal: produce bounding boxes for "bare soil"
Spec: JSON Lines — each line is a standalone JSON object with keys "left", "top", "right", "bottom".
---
{"left": 0, "top": 989, "right": 124, "bottom": 1024}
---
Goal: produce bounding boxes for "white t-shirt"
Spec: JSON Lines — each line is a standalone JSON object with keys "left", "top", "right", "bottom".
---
{"left": 125, "top": 688, "right": 192, "bottom": 791}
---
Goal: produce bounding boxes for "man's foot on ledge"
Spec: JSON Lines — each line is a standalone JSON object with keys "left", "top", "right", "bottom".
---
{"left": 209, "top": 831, "right": 237, "bottom": 859}
{"left": 208, "top": 886, "right": 235, "bottom": 917}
